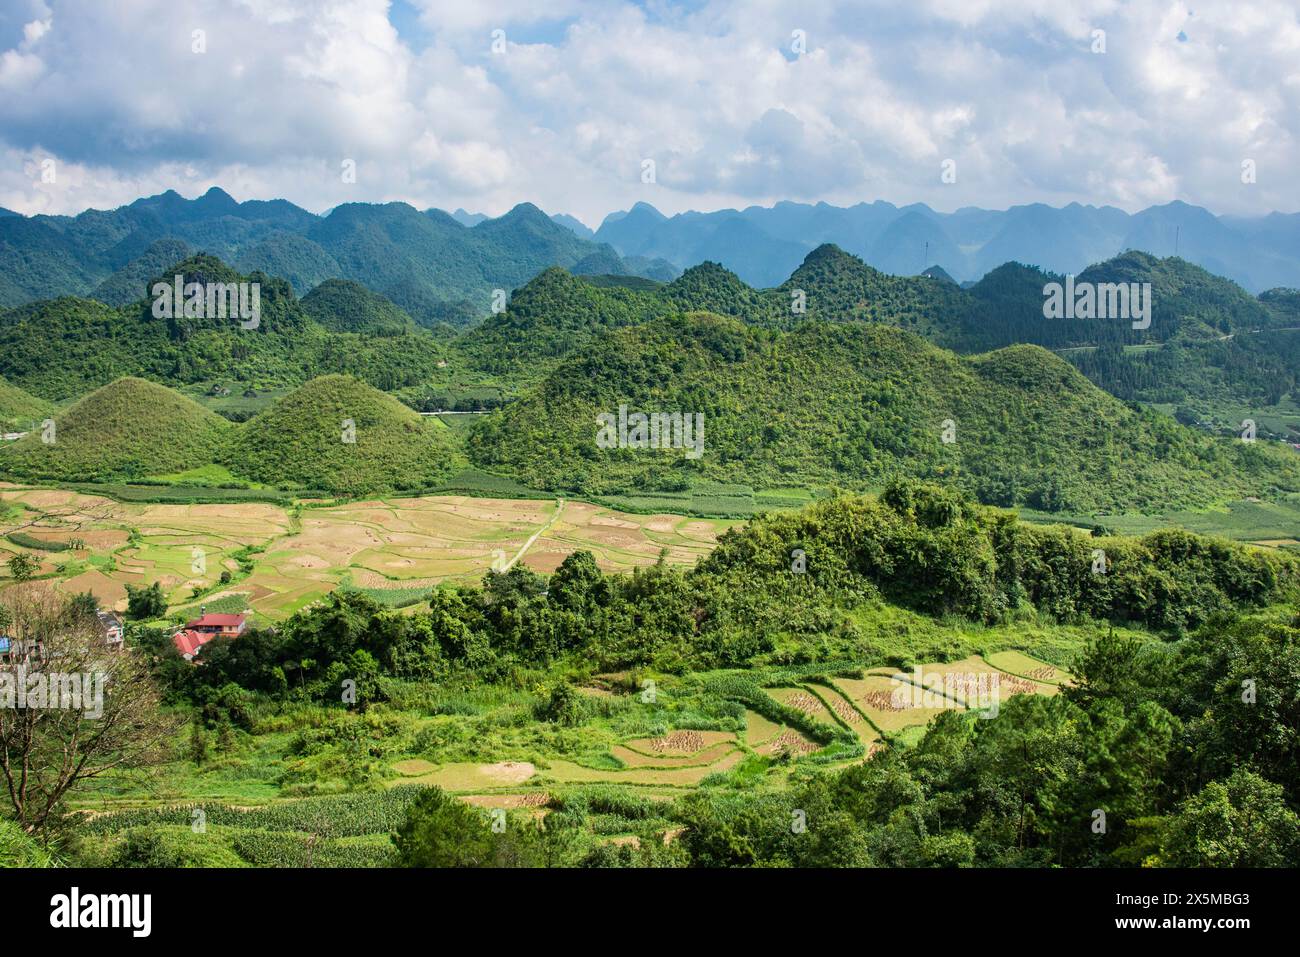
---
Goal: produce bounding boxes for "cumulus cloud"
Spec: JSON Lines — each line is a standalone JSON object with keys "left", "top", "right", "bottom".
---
{"left": 0, "top": 0, "right": 1295, "bottom": 220}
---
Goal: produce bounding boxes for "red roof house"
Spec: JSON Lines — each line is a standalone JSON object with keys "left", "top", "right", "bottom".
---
{"left": 186, "top": 613, "right": 247, "bottom": 638}
{"left": 172, "top": 611, "right": 246, "bottom": 661}
{"left": 172, "top": 629, "right": 209, "bottom": 660}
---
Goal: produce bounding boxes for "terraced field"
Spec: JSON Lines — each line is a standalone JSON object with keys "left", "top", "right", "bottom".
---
{"left": 378, "top": 657, "right": 1071, "bottom": 806}
{"left": 0, "top": 484, "right": 735, "bottom": 620}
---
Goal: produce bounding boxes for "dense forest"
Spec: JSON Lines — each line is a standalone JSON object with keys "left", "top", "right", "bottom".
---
{"left": 469, "top": 313, "right": 1300, "bottom": 512}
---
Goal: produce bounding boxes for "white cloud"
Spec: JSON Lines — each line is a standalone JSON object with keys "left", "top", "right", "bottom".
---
{"left": 0, "top": 0, "right": 1295, "bottom": 219}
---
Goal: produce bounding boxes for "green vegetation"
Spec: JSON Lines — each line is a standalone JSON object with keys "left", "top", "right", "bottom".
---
{"left": 0, "top": 376, "right": 52, "bottom": 433}
{"left": 5, "top": 531, "right": 71, "bottom": 551}
{"left": 4, "top": 197, "right": 1300, "bottom": 871}
{"left": 0, "top": 256, "right": 458, "bottom": 402}
{"left": 226, "top": 375, "right": 464, "bottom": 495}
{"left": 469, "top": 313, "right": 1300, "bottom": 513}
{"left": 301, "top": 278, "right": 416, "bottom": 336}
{"left": 0, "top": 377, "right": 231, "bottom": 482}
{"left": 21, "top": 483, "right": 1295, "bottom": 870}
{"left": 0, "top": 188, "right": 669, "bottom": 322}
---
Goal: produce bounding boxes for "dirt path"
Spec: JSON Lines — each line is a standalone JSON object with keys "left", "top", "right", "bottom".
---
{"left": 499, "top": 499, "right": 565, "bottom": 571}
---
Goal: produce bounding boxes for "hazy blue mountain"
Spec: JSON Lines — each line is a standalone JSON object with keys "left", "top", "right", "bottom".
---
{"left": 622, "top": 255, "right": 680, "bottom": 282}
{"left": 448, "top": 208, "right": 488, "bottom": 226}
{"left": 593, "top": 197, "right": 1300, "bottom": 292}
{"left": 971, "top": 203, "right": 1126, "bottom": 278}
{"left": 596, "top": 206, "right": 809, "bottom": 286}
{"left": 551, "top": 213, "right": 595, "bottom": 239}
{"left": 869, "top": 210, "right": 964, "bottom": 277}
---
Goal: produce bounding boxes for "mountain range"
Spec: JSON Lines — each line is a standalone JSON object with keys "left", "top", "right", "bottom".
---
{"left": 5, "top": 189, "right": 1297, "bottom": 336}
{"left": 3, "top": 242, "right": 1296, "bottom": 427}
{"left": 572, "top": 198, "right": 1300, "bottom": 294}
{"left": 0, "top": 187, "right": 677, "bottom": 326}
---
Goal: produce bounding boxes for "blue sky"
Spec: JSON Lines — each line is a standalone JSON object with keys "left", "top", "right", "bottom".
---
{"left": 0, "top": 0, "right": 1296, "bottom": 224}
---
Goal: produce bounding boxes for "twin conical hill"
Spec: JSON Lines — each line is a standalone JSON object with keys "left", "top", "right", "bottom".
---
{"left": 226, "top": 375, "right": 463, "bottom": 495}
{"left": 0, "top": 377, "right": 230, "bottom": 481}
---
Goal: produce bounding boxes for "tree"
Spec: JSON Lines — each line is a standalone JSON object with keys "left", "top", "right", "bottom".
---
{"left": 1159, "top": 769, "right": 1300, "bottom": 867}
{"left": 548, "top": 550, "right": 609, "bottom": 612}
{"left": 391, "top": 787, "right": 495, "bottom": 867}
{"left": 66, "top": 591, "right": 100, "bottom": 622}
{"left": 0, "top": 586, "right": 178, "bottom": 833}
{"left": 6, "top": 554, "right": 38, "bottom": 582}
{"left": 125, "top": 581, "right": 167, "bottom": 619}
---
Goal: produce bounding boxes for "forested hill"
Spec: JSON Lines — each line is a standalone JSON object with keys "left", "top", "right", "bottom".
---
{"left": 467, "top": 312, "right": 1300, "bottom": 514}
{"left": 457, "top": 245, "right": 1300, "bottom": 414}
{"left": 0, "top": 188, "right": 675, "bottom": 324}
{"left": 0, "top": 255, "right": 457, "bottom": 401}
{"left": 3, "top": 241, "right": 1298, "bottom": 432}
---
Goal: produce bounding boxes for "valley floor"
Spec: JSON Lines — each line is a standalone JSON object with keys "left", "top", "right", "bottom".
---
{"left": 0, "top": 485, "right": 734, "bottom": 622}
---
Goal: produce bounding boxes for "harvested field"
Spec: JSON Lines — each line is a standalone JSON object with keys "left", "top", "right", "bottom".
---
{"left": 755, "top": 730, "right": 820, "bottom": 758}
{"left": 984, "top": 650, "right": 1071, "bottom": 686}
{"left": 609, "top": 741, "right": 738, "bottom": 768}
{"left": 744, "top": 711, "right": 784, "bottom": 747}
{"left": 768, "top": 686, "right": 841, "bottom": 727}
{"left": 395, "top": 760, "right": 538, "bottom": 791}
{"left": 884, "top": 656, "right": 1051, "bottom": 707}
{"left": 621, "top": 730, "right": 735, "bottom": 757}
{"left": 460, "top": 792, "right": 550, "bottom": 809}
{"left": 0, "top": 487, "right": 736, "bottom": 620}
{"left": 538, "top": 751, "right": 745, "bottom": 787}
{"left": 832, "top": 674, "right": 959, "bottom": 732}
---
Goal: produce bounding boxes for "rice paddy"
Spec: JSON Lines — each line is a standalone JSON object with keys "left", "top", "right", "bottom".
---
{"left": 0, "top": 484, "right": 735, "bottom": 619}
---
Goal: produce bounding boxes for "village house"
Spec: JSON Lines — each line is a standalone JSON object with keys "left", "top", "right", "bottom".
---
{"left": 0, "top": 606, "right": 123, "bottom": 666}
{"left": 172, "top": 610, "right": 247, "bottom": 661}
{"left": 97, "top": 610, "right": 123, "bottom": 648}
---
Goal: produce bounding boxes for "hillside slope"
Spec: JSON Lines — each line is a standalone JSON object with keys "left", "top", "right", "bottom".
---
{"left": 0, "top": 377, "right": 53, "bottom": 432}
{"left": 301, "top": 279, "right": 415, "bottom": 336}
{"left": 226, "top": 375, "right": 464, "bottom": 495}
{"left": 0, "top": 377, "right": 231, "bottom": 481}
{"left": 468, "top": 313, "right": 1300, "bottom": 513}
{"left": 0, "top": 255, "right": 456, "bottom": 401}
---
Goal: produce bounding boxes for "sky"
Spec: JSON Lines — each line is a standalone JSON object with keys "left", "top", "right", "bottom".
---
{"left": 0, "top": 0, "right": 1297, "bottom": 226}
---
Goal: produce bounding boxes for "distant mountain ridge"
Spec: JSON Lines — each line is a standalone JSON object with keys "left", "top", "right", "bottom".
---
{"left": 0, "top": 188, "right": 677, "bottom": 325}
{"left": 590, "top": 198, "right": 1300, "bottom": 294}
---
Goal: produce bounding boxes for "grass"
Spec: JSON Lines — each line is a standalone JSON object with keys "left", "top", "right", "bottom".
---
{"left": 1016, "top": 494, "right": 1300, "bottom": 546}
{"left": 69, "top": 626, "right": 1093, "bottom": 858}
{"left": 591, "top": 482, "right": 828, "bottom": 519}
